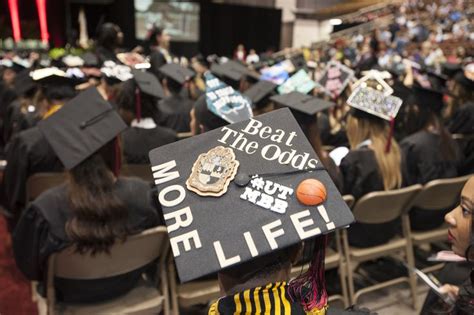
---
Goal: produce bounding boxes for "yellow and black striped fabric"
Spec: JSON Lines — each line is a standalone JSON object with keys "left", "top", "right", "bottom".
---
{"left": 208, "top": 282, "right": 327, "bottom": 315}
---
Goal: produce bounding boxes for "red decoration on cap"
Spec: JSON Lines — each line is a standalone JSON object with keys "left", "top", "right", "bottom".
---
{"left": 296, "top": 179, "right": 327, "bottom": 206}
{"left": 135, "top": 87, "right": 142, "bottom": 122}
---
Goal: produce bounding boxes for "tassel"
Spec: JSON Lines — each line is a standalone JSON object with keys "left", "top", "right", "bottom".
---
{"left": 288, "top": 235, "right": 328, "bottom": 311}
{"left": 113, "top": 136, "right": 121, "bottom": 177}
{"left": 385, "top": 117, "right": 395, "bottom": 153}
{"left": 135, "top": 87, "right": 142, "bottom": 122}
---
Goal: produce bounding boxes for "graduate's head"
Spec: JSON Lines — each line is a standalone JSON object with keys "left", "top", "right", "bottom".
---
{"left": 116, "top": 72, "right": 163, "bottom": 125}
{"left": 218, "top": 243, "right": 302, "bottom": 295}
{"left": 159, "top": 63, "right": 195, "bottom": 96}
{"left": 38, "top": 88, "right": 128, "bottom": 254}
{"left": 147, "top": 25, "right": 170, "bottom": 50}
{"left": 445, "top": 177, "right": 474, "bottom": 260}
{"left": 97, "top": 22, "right": 123, "bottom": 50}
{"left": 191, "top": 96, "right": 228, "bottom": 134}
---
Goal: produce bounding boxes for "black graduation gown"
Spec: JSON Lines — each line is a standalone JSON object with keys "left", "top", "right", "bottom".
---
{"left": 340, "top": 148, "right": 402, "bottom": 247}
{"left": 1, "top": 126, "right": 63, "bottom": 225}
{"left": 448, "top": 102, "right": 474, "bottom": 175}
{"left": 122, "top": 125, "right": 177, "bottom": 164}
{"left": 149, "top": 49, "right": 168, "bottom": 80}
{"left": 157, "top": 94, "right": 194, "bottom": 133}
{"left": 95, "top": 46, "right": 119, "bottom": 66}
{"left": 401, "top": 130, "right": 460, "bottom": 230}
{"left": 2, "top": 99, "right": 38, "bottom": 148}
{"left": 0, "top": 84, "right": 18, "bottom": 156}
{"left": 13, "top": 177, "right": 162, "bottom": 303}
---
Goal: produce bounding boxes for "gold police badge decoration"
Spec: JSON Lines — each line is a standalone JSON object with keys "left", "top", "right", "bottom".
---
{"left": 186, "top": 146, "right": 239, "bottom": 197}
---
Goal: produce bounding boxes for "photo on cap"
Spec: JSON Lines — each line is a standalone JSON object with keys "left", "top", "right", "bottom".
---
{"left": 260, "top": 62, "right": 290, "bottom": 85}
{"left": 277, "top": 69, "right": 316, "bottom": 95}
{"left": 353, "top": 70, "right": 393, "bottom": 96}
{"left": 347, "top": 85, "right": 403, "bottom": 121}
{"left": 205, "top": 72, "right": 253, "bottom": 124}
{"left": 316, "top": 61, "right": 354, "bottom": 98}
{"left": 148, "top": 108, "right": 354, "bottom": 282}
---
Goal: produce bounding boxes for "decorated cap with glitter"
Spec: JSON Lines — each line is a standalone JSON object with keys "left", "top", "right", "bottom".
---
{"left": 347, "top": 85, "right": 403, "bottom": 121}
{"left": 148, "top": 108, "right": 354, "bottom": 283}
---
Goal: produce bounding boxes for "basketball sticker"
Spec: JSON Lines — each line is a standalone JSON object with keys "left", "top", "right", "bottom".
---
{"left": 296, "top": 179, "right": 327, "bottom": 206}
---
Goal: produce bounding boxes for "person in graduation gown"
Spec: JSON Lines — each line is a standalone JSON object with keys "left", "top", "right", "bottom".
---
{"left": 1, "top": 69, "right": 77, "bottom": 228}
{"left": 157, "top": 64, "right": 195, "bottom": 132}
{"left": 13, "top": 87, "right": 162, "bottom": 303}
{"left": 446, "top": 64, "right": 474, "bottom": 175}
{"left": 146, "top": 26, "right": 172, "bottom": 80}
{"left": 340, "top": 108, "right": 406, "bottom": 247}
{"left": 401, "top": 86, "right": 461, "bottom": 231}
{"left": 95, "top": 23, "right": 123, "bottom": 66}
{"left": 420, "top": 176, "right": 474, "bottom": 315}
{"left": 116, "top": 71, "right": 177, "bottom": 164}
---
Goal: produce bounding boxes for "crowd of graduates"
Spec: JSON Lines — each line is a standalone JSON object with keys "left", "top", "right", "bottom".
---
{"left": 0, "top": 0, "right": 473, "bottom": 314}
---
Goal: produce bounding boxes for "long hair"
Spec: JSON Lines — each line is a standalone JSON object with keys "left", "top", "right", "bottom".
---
{"left": 97, "top": 23, "right": 120, "bottom": 51}
{"left": 115, "top": 79, "right": 159, "bottom": 119}
{"left": 347, "top": 114, "right": 403, "bottom": 190}
{"left": 65, "top": 140, "right": 129, "bottom": 254}
{"left": 444, "top": 81, "right": 474, "bottom": 120}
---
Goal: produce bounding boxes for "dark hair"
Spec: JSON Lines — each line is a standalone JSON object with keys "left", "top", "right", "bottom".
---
{"left": 65, "top": 140, "right": 129, "bottom": 254}
{"left": 97, "top": 23, "right": 120, "bottom": 50}
{"left": 166, "top": 78, "right": 183, "bottom": 95}
{"left": 116, "top": 79, "right": 158, "bottom": 118}
{"left": 42, "top": 84, "right": 76, "bottom": 103}
{"left": 194, "top": 96, "right": 227, "bottom": 132}
{"left": 146, "top": 25, "right": 163, "bottom": 48}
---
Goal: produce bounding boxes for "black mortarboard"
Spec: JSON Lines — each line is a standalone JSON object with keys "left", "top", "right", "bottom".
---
{"left": 454, "top": 63, "right": 474, "bottom": 90}
{"left": 271, "top": 92, "right": 335, "bottom": 116}
{"left": 148, "top": 108, "right": 354, "bottom": 283}
{"left": 413, "top": 86, "right": 445, "bottom": 113}
{"left": 30, "top": 67, "right": 79, "bottom": 87}
{"left": 441, "top": 62, "right": 462, "bottom": 79}
{"left": 0, "top": 58, "right": 27, "bottom": 73}
{"left": 210, "top": 62, "right": 241, "bottom": 82}
{"left": 38, "top": 88, "right": 127, "bottom": 170}
{"left": 243, "top": 80, "right": 277, "bottom": 108}
{"left": 14, "top": 70, "right": 37, "bottom": 96}
{"left": 132, "top": 69, "right": 165, "bottom": 99}
{"left": 217, "top": 60, "right": 260, "bottom": 82}
{"left": 159, "top": 63, "right": 195, "bottom": 85}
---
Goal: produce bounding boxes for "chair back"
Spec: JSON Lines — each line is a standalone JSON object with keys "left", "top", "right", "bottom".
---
{"left": 49, "top": 226, "right": 168, "bottom": 280}
{"left": 411, "top": 175, "right": 471, "bottom": 211}
{"left": 121, "top": 164, "right": 153, "bottom": 182}
{"left": 343, "top": 195, "right": 355, "bottom": 209}
{"left": 26, "top": 172, "right": 67, "bottom": 201}
{"left": 352, "top": 185, "right": 422, "bottom": 224}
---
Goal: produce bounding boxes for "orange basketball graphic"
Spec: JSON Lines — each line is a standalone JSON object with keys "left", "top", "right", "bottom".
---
{"left": 296, "top": 179, "right": 327, "bottom": 206}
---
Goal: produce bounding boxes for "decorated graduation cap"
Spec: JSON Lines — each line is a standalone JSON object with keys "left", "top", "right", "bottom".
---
{"left": 316, "top": 61, "right": 354, "bottom": 98}
{"left": 354, "top": 70, "right": 393, "bottom": 96}
{"left": 100, "top": 60, "right": 133, "bottom": 85}
{"left": 347, "top": 86, "right": 403, "bottom": 152}
{"left": 243, "top": 80, "right": 277, "bottom": 109}
{"left": 205, "top": 72, "right": 253, "bottom": 124}
{"left": 260, "top": 61, "right": 290, "bottom": 85}
{"left": 30, "top": 67, "right": 80, "bottom": 86}
{"left": 38, "top": 87, "right": 127, "bottom": 170}
{"left": 277, "top": 69, "right": 316, "bottom": 95}
{"left": 148, "top": 108, "right": 355, "bottom": 309}
{"left": 159, "top": 63, "right": 195, "bottom": 85}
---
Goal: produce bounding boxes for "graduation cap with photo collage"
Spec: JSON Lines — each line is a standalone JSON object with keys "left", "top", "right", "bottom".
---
{"left": 204, "top": 72, "right": 253, "bottom": 124}
{"left": 316, "top": 61, "right": 354, "bottom": 98}
{"left": 148, "top": 107, "right": 354, "bottom": 285}
{"left": 277, "top": 69, "right": 316, "bottom": 95}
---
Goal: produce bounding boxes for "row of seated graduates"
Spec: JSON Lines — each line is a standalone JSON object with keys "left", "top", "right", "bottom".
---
{"left": 0, "top": 29, "right": 473, "bottom": 315}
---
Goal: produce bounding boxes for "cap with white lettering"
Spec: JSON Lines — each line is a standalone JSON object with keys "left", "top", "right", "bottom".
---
{"left": 148, "top": 108, "right": 354, "bottom": 283}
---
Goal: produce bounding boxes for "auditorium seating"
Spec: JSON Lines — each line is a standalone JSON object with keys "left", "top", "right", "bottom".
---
{"left": 35, "top": 226, "right": 170, "bottom": 315}
{"left": 404, "top": 174, "right": 472, "bottom": 273}
{"left": 342, "top": 184, "right": 422, "bottom": 307}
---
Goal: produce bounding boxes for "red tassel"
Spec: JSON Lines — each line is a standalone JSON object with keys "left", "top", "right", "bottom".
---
{"left": 385, "top": 117, "right": 395, "bottom": 153}
{"left": 135, "top": 87, "right": 142, "bottom": 122}
{"left": 288, "top": 235, "right": 328, "bottom": 311}
{"left": 114, "top": 137, "right": 121, "bottom": 177}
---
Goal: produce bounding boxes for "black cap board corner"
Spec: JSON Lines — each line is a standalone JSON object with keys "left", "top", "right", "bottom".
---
{"left": 159, "top": 63, "right": 195, "bottom": 85}
{"left": 148, "top": 107, "right": 354, "bottom": 283}
{"left": 38, "top": 87, "right": 127, "bottom": 170}
{"left": 243, "top": 80, "right": 277, "bottom": 107}
{"left": 132, "top": 69, "right": 165, "bottom": 99}
{"left": 270, "top": 91, "right": 335, "bottom": 116}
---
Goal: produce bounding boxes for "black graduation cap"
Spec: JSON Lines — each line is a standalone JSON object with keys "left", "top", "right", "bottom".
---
{"left": 243, "top": 80, "right": 277, "bottom": 108}
{"left": 132, "top": 69, "right": 165, "bottom": 99}
{"left": 0, "top": 58, "right": 28, "bottom": 73}
{"left": 14, "top": 70, "right": 37, "bottom": 96}
{"left": 442, "top": 62, "right": 462, "bottom": 79}
{"left": 454, "top": 64, "right": 474, "bottom": 90}
{"left": 159, "top": 63, "right": 195, "bottom": 85}
{"left": 270, "top": 91, "right": 335, "bottom": 116}
{"left": 413, "top": 86, "right": 445, "bottom": 113}
{"left": 38, "top": 87, "right": 127, "bottom": 170}
{"left": 216, "top": 60, "right": 260, "bottom": 82}
{"left": 210, "top": 62, "right": 241, "bottom": 82}
{"left": 30, "top": 67, "right": 79, "bottom": 87}
{"left": 82, "top": 52, "right": 100, "bottom": 68}
{"left": 148, "top": 108, "right": 354, "bottom": 282}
